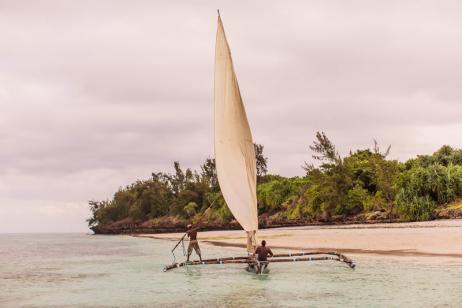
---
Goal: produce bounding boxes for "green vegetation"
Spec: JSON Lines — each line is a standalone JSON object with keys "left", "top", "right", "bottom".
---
{"left": 88, "top": 135, "right": 462, "bottom": 230}
{"left": 447, "top": 200, "right": 462, "bottom": 211}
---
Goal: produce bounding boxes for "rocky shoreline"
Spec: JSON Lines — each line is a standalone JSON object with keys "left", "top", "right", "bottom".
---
{"left": 91, "top": 207, "right": 462, "bottom": 234}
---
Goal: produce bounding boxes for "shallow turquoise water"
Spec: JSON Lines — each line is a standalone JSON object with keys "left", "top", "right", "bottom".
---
{"left": 1, "top": 234, "right": 461, "bottom": 307}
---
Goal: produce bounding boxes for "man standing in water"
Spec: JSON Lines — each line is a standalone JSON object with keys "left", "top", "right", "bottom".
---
{"left": 186, "top": 224, "right": 202, "bottom": 262}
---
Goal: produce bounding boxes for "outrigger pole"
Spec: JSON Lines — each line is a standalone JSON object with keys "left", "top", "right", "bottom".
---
{"left": 169, "top": 197, "right": 219, "bottom": 263}
{"left": 163, "top": 251, "right": 355, "bottom": 271}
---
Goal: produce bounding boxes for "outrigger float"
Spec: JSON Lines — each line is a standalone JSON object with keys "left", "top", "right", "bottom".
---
{"left": 164, "top": 252, "right": 355, "bottom": 273}
{"left": 164, "top": 12, "right": 355, "bottom": 274}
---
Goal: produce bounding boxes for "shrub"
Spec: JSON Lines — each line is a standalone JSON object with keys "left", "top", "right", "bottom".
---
{"left": 397, "top": 195, "right": 435, "bottom": 221}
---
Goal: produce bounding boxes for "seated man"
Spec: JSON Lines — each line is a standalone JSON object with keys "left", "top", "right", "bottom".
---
{"left": 254, "top": 240, "right": 273, "bottom": 261}
{"left": 250, "top": 240, "right": 273, "bottom": 273}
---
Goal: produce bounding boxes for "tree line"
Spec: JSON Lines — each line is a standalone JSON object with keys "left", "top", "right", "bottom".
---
{"left": 87, "top": 133, "right": 462, "bottom": 228}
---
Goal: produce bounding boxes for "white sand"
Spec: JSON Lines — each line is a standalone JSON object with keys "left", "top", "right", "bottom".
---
{"left": 137, "top": 219, "right": 462, "bottom": 261}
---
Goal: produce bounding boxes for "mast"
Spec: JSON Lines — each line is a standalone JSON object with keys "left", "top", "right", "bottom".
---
{"left": 214, "top": 13, "right": 258, "bottom": 254}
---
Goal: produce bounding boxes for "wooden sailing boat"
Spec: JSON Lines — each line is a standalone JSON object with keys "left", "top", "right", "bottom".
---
{"left": 164, "top": 12, "right": 355, "bottom": 273}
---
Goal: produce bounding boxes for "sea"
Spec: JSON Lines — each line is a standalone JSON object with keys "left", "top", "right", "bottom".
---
{"left": 1, "top": 234, "right": 461, "bottom": 307}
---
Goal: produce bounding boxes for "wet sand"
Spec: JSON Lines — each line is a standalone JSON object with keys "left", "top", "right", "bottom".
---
{"left": 136, "top": 219, "right": 462, "bottom": 260}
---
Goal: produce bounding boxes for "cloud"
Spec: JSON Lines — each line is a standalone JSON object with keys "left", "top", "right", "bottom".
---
{"left": 1, "top": 0, "right": 461, "bottom": 232}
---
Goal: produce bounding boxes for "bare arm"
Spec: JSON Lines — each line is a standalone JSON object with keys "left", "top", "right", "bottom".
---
{"left": 186, "top": 226, "right": 200, "bottom": 235}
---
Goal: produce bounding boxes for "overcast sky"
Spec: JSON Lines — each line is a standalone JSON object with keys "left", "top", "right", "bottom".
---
{"left": 1, "top": 0, "right": 461, "bottom": 233}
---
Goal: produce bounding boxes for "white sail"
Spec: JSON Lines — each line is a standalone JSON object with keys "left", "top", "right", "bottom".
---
{"left": 214, "top": 15, "right": 258, "bottom": 237}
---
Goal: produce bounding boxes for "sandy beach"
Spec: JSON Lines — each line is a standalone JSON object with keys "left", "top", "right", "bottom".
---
{"left": 137, "top": 219, "right": 462, "bottom": 261}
